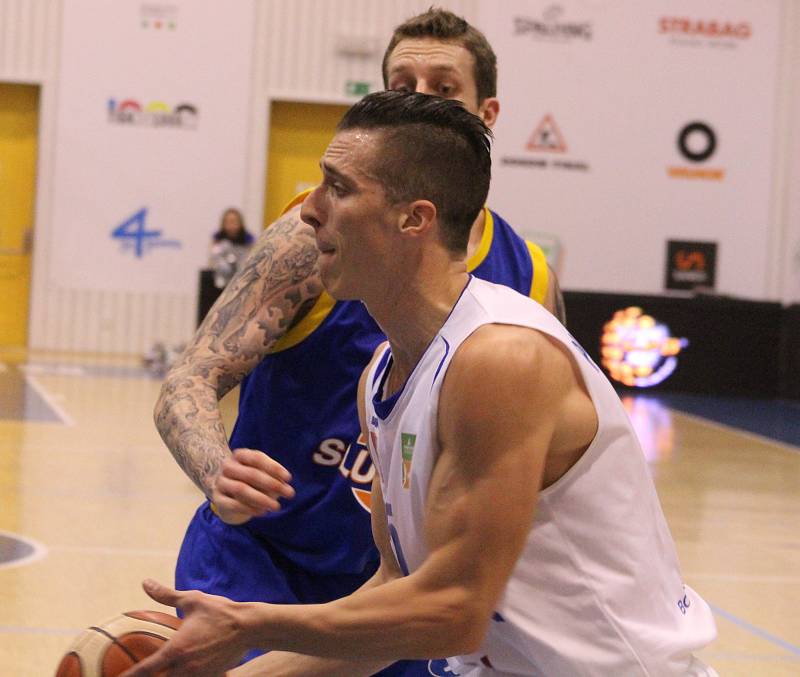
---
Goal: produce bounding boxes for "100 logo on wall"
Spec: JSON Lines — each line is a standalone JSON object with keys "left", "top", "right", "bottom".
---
{"left": 107, "top": 98, "right": 198, "bottom": 129}
{"left": 111, "top": 208, "right": 181, "bottom": 258}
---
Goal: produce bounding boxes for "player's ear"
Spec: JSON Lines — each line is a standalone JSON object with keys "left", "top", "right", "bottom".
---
{"left": 397, "top": 200, "right": 436, "bottom": 237}
{"left": 478, "top": 97, "right": 500, "bottom": 129}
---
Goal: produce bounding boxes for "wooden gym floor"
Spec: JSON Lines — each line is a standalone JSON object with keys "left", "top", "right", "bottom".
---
{"left": 1, "top": 350, "right": 798, "bottom": 676}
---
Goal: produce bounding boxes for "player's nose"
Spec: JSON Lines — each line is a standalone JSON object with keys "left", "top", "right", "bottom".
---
{"left": 300, "top": 185, "right": 325, "bottom": 231}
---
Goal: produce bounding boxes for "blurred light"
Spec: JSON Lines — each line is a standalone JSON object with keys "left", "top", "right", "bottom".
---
{"left": 621, "top": 396, "right": 674, "bottom": 465}
{"left": 601, "top": 307, "right": 688, "bottom": 387}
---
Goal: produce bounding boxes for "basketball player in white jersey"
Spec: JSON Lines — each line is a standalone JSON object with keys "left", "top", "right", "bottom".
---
{"left": 123, "top": 91, "right": 717, "bottom": 677}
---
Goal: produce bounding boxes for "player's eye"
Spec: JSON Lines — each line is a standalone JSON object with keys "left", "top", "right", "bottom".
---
{"left": 390, "top": 81, "right": 414, "bottom": 93}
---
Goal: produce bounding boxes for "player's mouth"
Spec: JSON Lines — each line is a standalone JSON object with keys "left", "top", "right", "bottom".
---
{"left": 317, "top": 242, "right": 336, "bottom": 256}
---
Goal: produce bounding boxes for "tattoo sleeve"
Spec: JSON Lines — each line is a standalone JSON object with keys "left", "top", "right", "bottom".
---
{"left": 153, "top": 207, "right": 323, "bottom": 496}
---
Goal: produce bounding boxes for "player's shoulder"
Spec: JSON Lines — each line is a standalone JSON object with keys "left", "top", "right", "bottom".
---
{"left": 359, "top": 341, "right": 390, "bottom": 387}
{"left": 358, "top": 341, "right": 390, "bottom": 422}
{"left": 456, "top": 323, "right": 551, "bottom": 372}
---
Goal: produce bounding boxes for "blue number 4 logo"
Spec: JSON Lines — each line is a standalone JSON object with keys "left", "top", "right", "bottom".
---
{"left": 112, "top": 207, "right": 181, "bottom": 258}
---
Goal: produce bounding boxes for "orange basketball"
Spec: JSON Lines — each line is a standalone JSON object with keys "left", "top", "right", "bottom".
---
{"left": 55, "top": 610, "right": 181, "bottom": 676}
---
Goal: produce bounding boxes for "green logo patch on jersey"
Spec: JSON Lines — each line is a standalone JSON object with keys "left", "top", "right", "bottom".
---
{"left": 401, "top": 432, "right": 416, "bottom": 489}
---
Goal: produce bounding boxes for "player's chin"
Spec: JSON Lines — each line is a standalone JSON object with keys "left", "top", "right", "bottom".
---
{"left": 320, "top": 269, "right": 362, "bottom": 301}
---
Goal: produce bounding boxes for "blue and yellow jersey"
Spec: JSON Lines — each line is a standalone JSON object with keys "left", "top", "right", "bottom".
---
{"left": 226, "top": 193, "right": 549, "bottom": 575}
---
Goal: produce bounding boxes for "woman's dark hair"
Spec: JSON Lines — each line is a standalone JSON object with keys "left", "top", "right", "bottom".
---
{"left": 213, "top": 208, "right": 253, "bottom": 246}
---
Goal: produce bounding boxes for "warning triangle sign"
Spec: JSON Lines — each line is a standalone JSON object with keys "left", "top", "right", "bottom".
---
{"left": 526, "top": 114, "right": 567, "bottom": 153}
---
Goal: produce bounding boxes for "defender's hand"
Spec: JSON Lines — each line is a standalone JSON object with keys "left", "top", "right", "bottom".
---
{"left": 210, "top": 448, "right": 295, "bottom": 525}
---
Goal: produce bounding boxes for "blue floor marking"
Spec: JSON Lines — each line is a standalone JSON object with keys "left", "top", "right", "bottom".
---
{"left": 710, "top": 603, "right": 800, "bottom": 657}
{"left": 650, "top": 392, "right": 800, "bottom": 448}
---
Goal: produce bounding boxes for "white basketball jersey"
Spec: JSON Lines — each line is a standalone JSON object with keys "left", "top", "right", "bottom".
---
{"left": 364, "top": 277, "right": 717, "bottom": 676}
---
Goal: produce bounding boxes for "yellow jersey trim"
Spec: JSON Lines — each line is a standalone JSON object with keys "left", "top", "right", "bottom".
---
{"left": 526, "top": 240, "right": 549, "bottom": 303}
{"left": 267, "top": 188, "right": 336, "bottom": 354}
{"left": 269, "top": 291, "right": 337, "bottom": 353}
{"left": 276, "top": 187, "right": 314, "bottom": 221}
{"left": 466, "top": 207, "right": 493, "bottom": 271}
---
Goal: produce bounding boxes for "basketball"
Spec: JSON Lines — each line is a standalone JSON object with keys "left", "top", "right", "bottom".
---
{"left": 55, "top": 610, "right": 181, "bottom": 677}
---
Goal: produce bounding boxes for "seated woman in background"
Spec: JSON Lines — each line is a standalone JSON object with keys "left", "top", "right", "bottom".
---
{"left": 209, "top": 207, "right": 255, "bottom": 288}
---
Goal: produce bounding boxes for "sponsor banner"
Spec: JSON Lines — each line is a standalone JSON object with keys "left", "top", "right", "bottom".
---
{"left": 478, "top": 1, "right": 780, "bottom": 298}
{"left": 50, "top": 0, "right": 254, "bottom": 293}
{"left": 501, "top": 113, "right": 590, "bottom": 173}
{"left": 668, "top": 121, "right": 724, "bottom": 181}
{"left": 664, "top": 240, "right": 718, "bottom": 291}
{"left": 658, "top": 16, "right": 752, "bottom": 48}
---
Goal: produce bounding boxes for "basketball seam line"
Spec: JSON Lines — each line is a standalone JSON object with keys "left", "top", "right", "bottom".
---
{"left": 90, "top": 626, "right": 140, "bottom": 664}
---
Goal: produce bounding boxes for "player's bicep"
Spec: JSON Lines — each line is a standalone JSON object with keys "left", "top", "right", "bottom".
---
{"left": 421, "top": 328, "right": 559, "bottom": 607}
{"left": 170, "top": 206, "right": 323, "bottom": 392}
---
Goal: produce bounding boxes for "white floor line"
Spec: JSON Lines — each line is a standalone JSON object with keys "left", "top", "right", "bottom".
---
{"left": 21, "top": 363, "right": 86, "bottom": 377}
{"left": 22, "top": 373, "right": 76, "bottom": 426}
{"left": 0, "top": 530, "right": 48, "bottom": 571}
{"left": 49, "top": 544, "right": 178, "bottom": 557}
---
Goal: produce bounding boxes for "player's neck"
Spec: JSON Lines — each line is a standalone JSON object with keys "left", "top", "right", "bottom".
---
{"left": 367, "top": 263, "right": 469, "bottom": 394}
{"left": 465, "top": 208, "right": 486, "bottom": 260}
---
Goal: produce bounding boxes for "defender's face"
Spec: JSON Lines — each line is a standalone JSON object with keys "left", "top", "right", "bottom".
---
{"left": 385, "top": 38, "right": 485, "bottom": 116}
{"left": 300, "top": 130, "right": 400, "bottom": 300}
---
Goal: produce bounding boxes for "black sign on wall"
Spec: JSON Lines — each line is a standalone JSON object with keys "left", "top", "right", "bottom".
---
{"left": 665, "top": 240, "right": 717, "bottom": 291}
{"left": 563, "top": 290, "right": 783, "bottom": 398}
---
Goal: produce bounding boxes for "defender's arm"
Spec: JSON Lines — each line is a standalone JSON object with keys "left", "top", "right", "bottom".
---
{"left": 154, "top": 206, "right": 321, "bottom": 512}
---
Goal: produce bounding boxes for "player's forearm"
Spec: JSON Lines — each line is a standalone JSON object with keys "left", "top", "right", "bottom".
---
{"left": 232, "top": 559, "right": 404, "bottom": 675}
{"left": 229, "top": 651, "right": 389, "bottom": 677}
{"left": 242, "top": 574, "right": 486, "bottom": 661}
{"left": 154, "top": 371, "right": 232, "bottom": 496}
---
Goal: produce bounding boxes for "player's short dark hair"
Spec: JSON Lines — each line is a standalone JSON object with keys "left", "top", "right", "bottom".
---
{"left": 337, "top": 90, "right": 492, "bottom": 254}
{"left": 382, "top": 7, "right": 498, "bottom": 104}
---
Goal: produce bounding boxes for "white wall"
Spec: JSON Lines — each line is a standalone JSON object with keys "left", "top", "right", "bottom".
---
{"left": 0, "top": 0, "right": 58, "bottom": 82}
{"left": 777, "top": 0, "right": 800, "bottom": 304}
{"left": 480, "top": 0, "right": 790, "bottom": 300}
{"left": 0, "top": 0, "right": 797, "bottom": 354}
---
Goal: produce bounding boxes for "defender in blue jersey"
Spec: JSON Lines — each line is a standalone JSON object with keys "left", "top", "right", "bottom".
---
{"left": 155, "top": 9, "right": 564, "bottom": 674}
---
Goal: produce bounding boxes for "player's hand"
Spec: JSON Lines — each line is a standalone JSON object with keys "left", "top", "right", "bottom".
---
{"left": 210, "top": 448, "right": 295, "bottom": 525}
{"left": 119, "top": 579, "right": 247, "bottom": 677}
